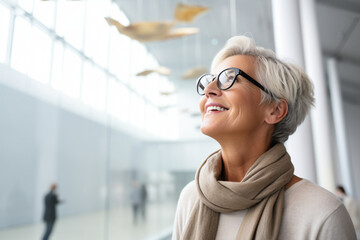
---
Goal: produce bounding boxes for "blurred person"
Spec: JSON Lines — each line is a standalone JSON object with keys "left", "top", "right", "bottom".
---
{"left": 130, "top": 181, "right": 141, "bottom": 225}
{"left": 140, "top": 183, "right": 148, "bottom": 220}
{"left": 336, "top": 185, "right": 360, "bottom": 238}
{"left": 172, "top": 36, "right": 356, "bottom": 240}
{"left": 42, "top": 183, "right": 64, "bottom": 240}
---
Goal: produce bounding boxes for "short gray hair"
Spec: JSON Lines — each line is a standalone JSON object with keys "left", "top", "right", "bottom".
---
{"left": 211, "top": 36, "right": 314, "bottom": 143}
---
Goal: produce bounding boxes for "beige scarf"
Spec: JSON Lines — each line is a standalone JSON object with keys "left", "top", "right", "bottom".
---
{"left": 181, "top": 143, "right": 294, "bottom": 240}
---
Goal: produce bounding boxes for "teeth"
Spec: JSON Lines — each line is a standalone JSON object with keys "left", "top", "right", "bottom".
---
{"left": 207, "top": 106, "right": 227, "bottom": 112}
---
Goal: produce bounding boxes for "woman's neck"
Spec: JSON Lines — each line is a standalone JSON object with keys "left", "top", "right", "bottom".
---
{"left": 219, "top": 136, "right": 272, "bottom": 182}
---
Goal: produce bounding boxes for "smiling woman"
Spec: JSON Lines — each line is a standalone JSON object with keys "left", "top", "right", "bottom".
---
{"left": 172, "top": 36, "right": 357, "bottom": 240}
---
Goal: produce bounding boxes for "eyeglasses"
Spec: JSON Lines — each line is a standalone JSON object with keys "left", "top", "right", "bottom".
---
{"left": 196, "top": 67, "right": 271, "bottom": 96}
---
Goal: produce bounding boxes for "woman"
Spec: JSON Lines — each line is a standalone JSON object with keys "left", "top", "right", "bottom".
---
{"left": 172, "top": 36, "right": 356, "bottom": 240}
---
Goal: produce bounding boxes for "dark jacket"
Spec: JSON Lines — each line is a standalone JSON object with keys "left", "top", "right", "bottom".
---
{"left": 43, "top": 191, "right": 59, "bottom": 222}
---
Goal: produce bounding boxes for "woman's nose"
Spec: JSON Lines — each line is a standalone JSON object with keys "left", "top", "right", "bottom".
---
{"left": 204, "top": 77, "right": 221, "bottom": 96}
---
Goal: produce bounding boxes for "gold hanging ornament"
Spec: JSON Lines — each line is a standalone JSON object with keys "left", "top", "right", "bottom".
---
{"left": 174, "top": 3, "right": 209, "bottom": 22}
{"left": 136, "top": 66, "right": 171, "bottom": 76}
{"left": 105, "top": 17, "right": 198, "bottom": 42}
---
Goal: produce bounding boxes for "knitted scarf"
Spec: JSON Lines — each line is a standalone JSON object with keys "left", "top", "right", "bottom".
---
{"left": 181, "top": 143, "right": 294, "bottom": 240}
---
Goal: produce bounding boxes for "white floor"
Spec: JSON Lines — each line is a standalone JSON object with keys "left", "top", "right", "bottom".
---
{"left": 0, "top": 202, "right": 176, "bottom": 240}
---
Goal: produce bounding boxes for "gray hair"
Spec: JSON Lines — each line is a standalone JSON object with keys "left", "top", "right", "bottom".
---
{"left": 211, "top": 36, "right": 314, "bottom": 143}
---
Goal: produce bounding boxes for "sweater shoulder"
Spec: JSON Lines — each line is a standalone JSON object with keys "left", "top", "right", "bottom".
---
{"left": 173, "top": 181, "right": 199, "bottom": 240}
{"left": 177, "top": 180, "right": 198, "bottom": 212}
{"left": 285, "top": 179, "right": 341, "bottom": 211}
{"left": 280, "top": 180, "right": 352, "bottom": 240}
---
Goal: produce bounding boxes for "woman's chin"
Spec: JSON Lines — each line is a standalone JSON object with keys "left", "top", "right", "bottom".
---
{"left": 200, "top": 125, "right": 219, "bottom": 138}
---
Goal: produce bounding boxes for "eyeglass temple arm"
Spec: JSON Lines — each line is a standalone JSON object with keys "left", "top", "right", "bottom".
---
{"left": 239, "top": 70, "right": 272, "bottom": 95}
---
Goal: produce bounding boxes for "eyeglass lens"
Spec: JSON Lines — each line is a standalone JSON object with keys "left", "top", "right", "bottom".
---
{"left": 197, "top": 69, "right": 237, "bottom": 95}
{"left": 197, "top": 74, "right": 214, "bottom": 95}
{"left": 218, "top": 68, "right": 236, "bottom": 89}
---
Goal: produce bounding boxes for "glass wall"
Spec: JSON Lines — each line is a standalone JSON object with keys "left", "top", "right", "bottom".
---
{"left": 0, "top": 0, "right": 213, "bottom": 239}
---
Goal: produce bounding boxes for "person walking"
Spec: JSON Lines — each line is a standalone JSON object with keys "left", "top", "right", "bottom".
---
{"left": 42, "top": 183, "right": 63, "bottom": 240}
{"left": 130, "top": 181, "right": 142, "bottom": 225}
{"left": 336, "top": 185, "right": 360, "bottom": 239}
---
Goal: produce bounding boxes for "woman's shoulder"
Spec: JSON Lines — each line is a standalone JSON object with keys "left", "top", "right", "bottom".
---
{"left": 173, "top": 180, "right": 199, "bottom": 238}
{"left": 280, "top": 179, "right": 356, "bottom": 240}
{"left": 177, "top": 181, "right": 198, "bottom": 209}
{"left": 285, "top": 179, "right": 341, "bottom": 209}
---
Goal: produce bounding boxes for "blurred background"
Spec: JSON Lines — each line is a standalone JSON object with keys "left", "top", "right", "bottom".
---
{"left": 0, "top": 0, "right": 359, "bottom": 239}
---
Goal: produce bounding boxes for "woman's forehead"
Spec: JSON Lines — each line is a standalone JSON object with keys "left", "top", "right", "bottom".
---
{"left": 212, "top": 55, "right": 256, "bottom": 75}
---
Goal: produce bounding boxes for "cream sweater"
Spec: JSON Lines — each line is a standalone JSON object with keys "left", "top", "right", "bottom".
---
{"left": 173, "top": 179, "right": 356, "bottom": 240}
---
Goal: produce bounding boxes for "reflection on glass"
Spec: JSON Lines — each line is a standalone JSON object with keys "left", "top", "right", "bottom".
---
{"left": 0, "top": 3, "right": 10, "bottom": 63}
{"left": 62, "top": 47, "right": 82, "bottom": 98}
{"left": 56, "top": 1, "right": 85, "bottom": 49}
{"left": 27, "top": 26, "right": 52, "bottom": 84}
{"left": 33, "top": 0, "right": 55, "bottom": 29}
{"left": 11, "top": 17, "right": 31, "bottom": 75}
{"left": 82, "top": 61, "right": 107, "bottom": 111}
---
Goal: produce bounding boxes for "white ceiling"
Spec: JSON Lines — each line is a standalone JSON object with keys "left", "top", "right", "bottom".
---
{"left": 114, "top": 0, "right": 360, "bottom": 138}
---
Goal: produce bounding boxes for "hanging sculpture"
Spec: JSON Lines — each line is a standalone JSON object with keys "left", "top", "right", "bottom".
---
{"left": 105, "top": 3, "right": 208, "bottom": 42}
{"left": 105, "top": 17, "right": 198, "bottom": 42}
{"left": 136, "top": 66, "right": 171, "bottom": 76}
{"left": 174, "top": 3, "right": 209, "bottom": 22}
{"left": 160, "top": 91, "right": 176, "bottom": 96}
{"left": 182, "top": 67, "right": 208, "bottom": 80}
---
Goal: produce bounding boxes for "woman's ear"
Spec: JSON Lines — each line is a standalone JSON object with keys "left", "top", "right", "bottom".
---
{"left": 265, "top": 99, "right": 288, "bottom": 124}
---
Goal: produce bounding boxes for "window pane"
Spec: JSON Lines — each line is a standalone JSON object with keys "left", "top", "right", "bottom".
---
{"left": 27, "top": 26, "right": 52, "bottom": 84}
{"left": 82, "top": 62, "right": 107, "bottom": 111}
{"left": 108, "top": 3, "right": 130, "bottom": 82}
{"left": 144, "top": 54, "right": 160, "bottom": 104}
{"left": 160, "top": 108, "right": 178, "bottom": 139}
{"left": 109, "top": 2, "right": 129, "bottom": 26}
{"left": 146, "top": 103, "right": 159, "bottom": 136}
{"left": 62, "top": 47, "right": 82, "bottom": 98}
{"left": 132, "top": 75, "right": 146, "bottom": 96}
{"left": 18, "top": 0, "right": 33, "bottom": 13}
{"left": 10, "top": 17, "right": 32, "bottom": 75}
{"left": 0, "top": 3, "right": 11, "bottom": 63}
{"left": 145, "top": 72, "right": 160, "bottom": 105}
{"left": 84, "top": 0, "right": 110, "bottom": 68}
{"left": 33, "top": 0, "right": 55, "bottom": 29}
{"left": 130, "top": 41, "right": 147, "bottom": 95}
{"left": 130, "top": 93, "right": 144, "bottom": 129}
{"left": 56, "top": 1, "right": 85, "bottom": 49}
{"left": 158, "top": 76, "right": 176, "bottom": 106}
{"left": 109, "top": 31, "right": 131, "bottom": 82}
{"left": 130, "top": 41, "right": 146, "bottom": 77}
{"left": 51, "top": 41, "right": 64, "bottom": 90}
{"left": 108, "top": 77, "right": 129, "bottom": 121}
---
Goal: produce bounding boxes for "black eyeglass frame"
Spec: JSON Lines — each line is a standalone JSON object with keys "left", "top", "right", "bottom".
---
{"left": 196, "top": 67, "right": 271, "bottom": 96}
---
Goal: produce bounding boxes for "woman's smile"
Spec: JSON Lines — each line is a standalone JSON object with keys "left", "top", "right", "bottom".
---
{"left": 205, "top": 103, "right": 229, "bottom": 114}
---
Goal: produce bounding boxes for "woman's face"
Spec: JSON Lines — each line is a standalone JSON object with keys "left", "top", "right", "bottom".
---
{"left": 199, "top": 55, "right": 269, "bottom": 140}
